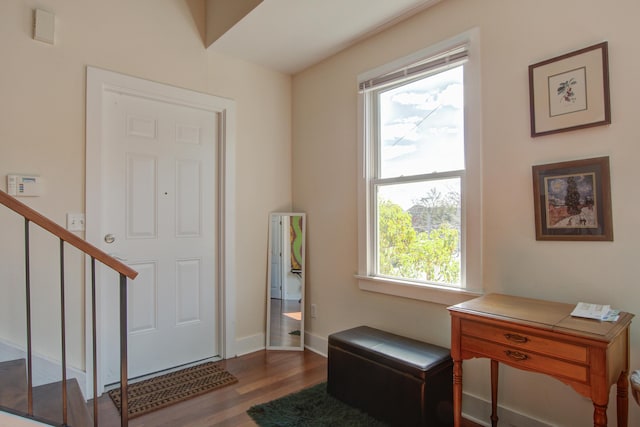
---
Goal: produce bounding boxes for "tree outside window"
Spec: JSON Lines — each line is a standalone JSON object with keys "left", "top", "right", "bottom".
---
{"left": 372, "top": 65, "right": 464, "bottom": 287}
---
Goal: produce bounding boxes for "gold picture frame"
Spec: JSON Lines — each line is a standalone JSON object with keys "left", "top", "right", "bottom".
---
{"left": 529, "top": 42, "right": 611, "bottom": 137}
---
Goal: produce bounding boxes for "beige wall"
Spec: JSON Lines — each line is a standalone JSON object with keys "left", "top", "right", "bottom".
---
{"left": 293, "top": 0, "right": 640, "bottom": 425}
{"left": 2, "top": 0, "right": 639, "bottom": 424}
{"left": 0, "top": 0, "right": 291, "bottom": 368}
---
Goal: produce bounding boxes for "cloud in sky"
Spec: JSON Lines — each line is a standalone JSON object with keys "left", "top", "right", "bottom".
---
{"left": 391, "top": 82, "right": 463, "bottom": 111}
{"left": 378, "top": 66, "right": 465, "bottom": 176}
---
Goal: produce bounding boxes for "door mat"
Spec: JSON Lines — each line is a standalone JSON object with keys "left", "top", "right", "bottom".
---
{"left": 108, "top": 361, "right": 238, "bottom": 419}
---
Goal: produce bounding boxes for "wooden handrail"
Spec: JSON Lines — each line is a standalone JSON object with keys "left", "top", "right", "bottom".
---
{"left": 0, "top": 190, "right": 137, "bottom": 280}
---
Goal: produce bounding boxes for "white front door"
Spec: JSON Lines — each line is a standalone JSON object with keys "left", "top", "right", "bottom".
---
{"left": 100, "top": 90, "right": 218, "bottom": 383}
{"left": 86, "top": 67, "right": 237, "bottom": 394}
{"left": 86, "top": 68, "right": 239, "bottom": 391}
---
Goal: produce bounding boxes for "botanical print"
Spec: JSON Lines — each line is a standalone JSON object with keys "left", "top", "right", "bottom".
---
{"left": 544, "top": 172, "right": 598, "bottom": 228}
{"left": 548, "top": 67, "right": 587, "bottom": 117}
{"left": 557, "top": 78, "right": 577, "bottom": 103}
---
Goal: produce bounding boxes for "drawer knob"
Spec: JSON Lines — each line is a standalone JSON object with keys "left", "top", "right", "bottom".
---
{"left": 505, "top": 350, "right": 529, "bottom": 361}
{"left": 504, "top": 333, "right": 528, "bottom": 344}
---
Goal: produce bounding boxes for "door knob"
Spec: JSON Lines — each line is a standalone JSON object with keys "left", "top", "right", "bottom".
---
{"left": 104, "top": 233, "right": 116, "bottom": 244}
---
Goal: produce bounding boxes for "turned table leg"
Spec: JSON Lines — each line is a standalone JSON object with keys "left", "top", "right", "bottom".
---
{"left": 491, "top": 359, "right": 499, "bottom": 427}
{"left": 593, "top": 403, "right": 607, "bottom": 427}
{"left": 616, "top": 370, "right": 628, "bottom": 427}
{"left": 453, "top": 360, "right": 463, "bottom": 427}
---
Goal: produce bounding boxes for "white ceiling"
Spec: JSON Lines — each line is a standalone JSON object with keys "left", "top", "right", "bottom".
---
{"left": 207, "top": 0, "right": 442, "bottom": 74}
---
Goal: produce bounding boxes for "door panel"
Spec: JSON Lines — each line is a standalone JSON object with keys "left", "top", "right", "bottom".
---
{"left": 126, "top": 154, "right": 157, "bottom": 239}
{"left": 128, "top": 261, "right": 157, "bottom": 334}
{"left": 175, "top": 159, "right": 202, "bottom": 237}
{"left": 176, "top": 258, "right": 201, "bottom": 324}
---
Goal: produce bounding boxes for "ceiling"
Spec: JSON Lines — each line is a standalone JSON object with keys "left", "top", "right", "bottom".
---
{"left": 206, "top": 0, "right": 442, "bottom": 74}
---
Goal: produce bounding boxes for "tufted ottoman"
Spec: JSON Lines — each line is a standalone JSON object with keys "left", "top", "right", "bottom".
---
{"left": 327, "top": 326, "right": 453, "bottom": 426}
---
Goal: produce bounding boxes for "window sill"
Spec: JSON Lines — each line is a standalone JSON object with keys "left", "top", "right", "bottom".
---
{"left": 355, "top": 275, "right": 482, "bottom": 306}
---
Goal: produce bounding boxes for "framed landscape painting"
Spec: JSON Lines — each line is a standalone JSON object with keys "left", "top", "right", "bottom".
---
{"left": 529, "top": 42, "right": 610, "bottom": 137}
{"left": 532, "top": 157, "right": 613, "bottom": 241}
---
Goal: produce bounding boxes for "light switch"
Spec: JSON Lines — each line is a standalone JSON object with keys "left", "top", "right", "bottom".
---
{"left": 67, "top": 213, "right": 85, "bottom": 232}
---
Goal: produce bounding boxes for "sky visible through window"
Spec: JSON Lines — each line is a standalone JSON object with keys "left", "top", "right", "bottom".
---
{"left": 378, "top": 66, "right": 464, "bottom": 211}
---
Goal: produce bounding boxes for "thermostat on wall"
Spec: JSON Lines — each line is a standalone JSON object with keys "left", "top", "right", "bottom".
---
{"left": 7, "top": 174, "right": 44, "bottom": 197}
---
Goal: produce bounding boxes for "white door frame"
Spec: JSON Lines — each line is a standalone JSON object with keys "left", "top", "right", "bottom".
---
{"left": 85, "top": 66, "right": 236, "bottom": 396}
{"left": 270, "top": 215, "right": 283, "bottom": 299}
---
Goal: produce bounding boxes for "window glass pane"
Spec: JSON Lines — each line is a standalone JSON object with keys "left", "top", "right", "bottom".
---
{"left": 376, "top": 178, "right": 461, "bottom": 286}
{"left": 379, "top": 66, "right": 464, "bottom": 179}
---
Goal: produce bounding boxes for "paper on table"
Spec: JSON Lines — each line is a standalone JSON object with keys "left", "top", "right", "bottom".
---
{"left": 601, "top": 309, "right": 620, "bottom": 322}
{"left": 571, "top": 302, "right": 618, "bottom": 321}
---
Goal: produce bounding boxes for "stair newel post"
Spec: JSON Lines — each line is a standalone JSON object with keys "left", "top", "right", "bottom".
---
{"left": 119, "top": 273, "right": 129, "bottom": 427}
{"left": 59, "top": 239, "right": 68, "bottom": 425}
{"left": 24, "top": 218, "right": 33, "bottom": 416}
{"left": 91, "top": 257, "right": 99, "bottom": 427}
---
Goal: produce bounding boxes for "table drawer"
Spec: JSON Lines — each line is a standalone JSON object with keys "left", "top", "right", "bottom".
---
{"left": 460, "top": 319, "right": 588, "bottom": 364}
{"left": 461, "top": 335, "right": 588, "bottom": 383}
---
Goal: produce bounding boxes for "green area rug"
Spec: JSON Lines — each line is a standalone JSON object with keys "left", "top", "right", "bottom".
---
{"left": 247, "top": 382, "right": 388, "bottom": 427}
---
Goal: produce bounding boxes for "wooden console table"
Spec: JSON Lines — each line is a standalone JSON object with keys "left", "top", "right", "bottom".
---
{"left": 448, "top": 294, "right": 633, "bottom": 427}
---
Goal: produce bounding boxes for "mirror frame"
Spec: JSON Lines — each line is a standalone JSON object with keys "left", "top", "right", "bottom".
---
{"left": 266, "top": 212, "right": 306, "bottom": 351}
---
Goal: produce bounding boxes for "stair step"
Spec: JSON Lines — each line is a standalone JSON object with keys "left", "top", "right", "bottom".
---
{"left": 33, "top": 379, "right": 93, "bottom": 427}
{"left": 0, "top": 360, "right": 93, "bottom": 427}
{"left": 0, "top": 359, "right": 27, "bottom": 410}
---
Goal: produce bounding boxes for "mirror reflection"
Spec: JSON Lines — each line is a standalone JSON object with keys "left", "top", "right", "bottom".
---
{"left": 266, "top": 212, "right": 305, "bottom": 350}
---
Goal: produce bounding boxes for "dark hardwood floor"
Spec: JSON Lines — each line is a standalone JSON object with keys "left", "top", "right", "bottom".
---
{"left": 92, "top": 349, "right": 481, "bottom": 427}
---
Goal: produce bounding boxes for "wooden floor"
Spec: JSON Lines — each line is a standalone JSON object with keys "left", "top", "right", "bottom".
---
{"left": 91, "top": 349, "right": 481, "bottom": 427}
{"left": 268, "top": 298, "right": 301, "bottom": 347}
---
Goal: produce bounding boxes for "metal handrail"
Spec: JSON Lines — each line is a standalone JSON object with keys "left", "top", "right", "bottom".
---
{"left": 1, "top": 190, "right": 136, "bottom": 427}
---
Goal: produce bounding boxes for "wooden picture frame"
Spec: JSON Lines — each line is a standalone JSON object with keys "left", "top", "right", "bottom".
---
{"left": 529, "top": 42, "right": 610, "bottom": 137}
{"left": 532, "top": 156, "right": 613, "bottom": 241}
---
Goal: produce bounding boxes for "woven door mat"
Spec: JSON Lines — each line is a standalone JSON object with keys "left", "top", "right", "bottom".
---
{"left": 108, "top": 361, "right": 238, "bottom": 418}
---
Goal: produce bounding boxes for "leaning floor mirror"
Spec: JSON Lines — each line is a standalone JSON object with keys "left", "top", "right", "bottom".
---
{"left": 266, "top": 212, "right": 306, "bottom": 351}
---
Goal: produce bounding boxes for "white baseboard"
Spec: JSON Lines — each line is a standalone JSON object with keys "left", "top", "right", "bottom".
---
{"left": 0, "top": 338, "right": 87, "bottom": 399}
{"left": 234, "top": 332, "right": 265, "bottom": 357}
{"left": 303, "top": 330, "right": 328, "bottom": 357}
{"left": 235, "top": 331, "right": 330, "bottom": 358}
{"left": 462, "top": 391, "right": 552, "bottom": 427}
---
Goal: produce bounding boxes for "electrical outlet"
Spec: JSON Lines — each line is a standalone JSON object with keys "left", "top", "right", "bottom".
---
{"left": 66, "top": 213, "right": 85, "bottom": 231}
{"left": 310, "top": 303, "right": 317, "bottom": 318}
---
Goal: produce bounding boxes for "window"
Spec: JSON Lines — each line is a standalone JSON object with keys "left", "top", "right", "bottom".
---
{"left": 357, "top": 30, "right": 482, "bottom": 304}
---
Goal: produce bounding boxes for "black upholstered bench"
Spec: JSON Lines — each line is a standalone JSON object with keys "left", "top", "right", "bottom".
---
{"left": 327, "top": 326, "right": 453, "bottom": 426}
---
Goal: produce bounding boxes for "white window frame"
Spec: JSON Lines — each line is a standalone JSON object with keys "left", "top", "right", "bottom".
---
{"left": 356, "top": 28, "right": 483, "bottom": 306}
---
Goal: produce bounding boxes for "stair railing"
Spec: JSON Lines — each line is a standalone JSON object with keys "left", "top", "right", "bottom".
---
{"left": 0, "top": 190, "right": 137, "bottom": 427}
